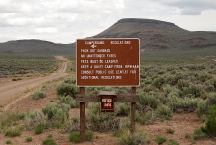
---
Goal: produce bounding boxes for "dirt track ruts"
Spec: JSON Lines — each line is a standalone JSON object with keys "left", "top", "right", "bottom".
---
{"left": 0, "top": 56, "right": 68, "bottom": 111}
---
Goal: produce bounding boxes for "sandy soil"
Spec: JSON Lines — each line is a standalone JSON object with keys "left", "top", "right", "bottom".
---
{"left": 0, "top": 129, "right": 118, "bottom": 145}
{"left": 8, "top": 81, "right": 60, "bottom": 113}
{"left": 5, "top": 89, "right": 216, "bottom": 145}
{"left": 0, "top": 56, "right": 68, "bottom": 111}
{"left": 2, "top": 92, "right": 216, "bottom": 145}
{"left": 142, "top": 113, "right": 216, "bottom": 145}
{"left": 1, "top": 87, "right": 216, "bottom": 145}
{"left": 1, "top": 111, "right": 215, "bottom": 145}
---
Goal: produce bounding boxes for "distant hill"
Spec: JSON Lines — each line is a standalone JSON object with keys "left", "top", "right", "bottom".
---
{"left": 0, "top": 39, "right": 74, "bottom": 55}
{"left": 93, "top": 18, "right": 216, "bottom": 52}
{"left": 0, "top": 18, "right": 216, "bottom": 55}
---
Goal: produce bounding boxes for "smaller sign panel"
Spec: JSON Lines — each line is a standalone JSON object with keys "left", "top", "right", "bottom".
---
{"left": 76, "top": 38, "right": 140, "bottom": 86}
{"left": 101, "top": 96, "right": 114, "bottom": 112}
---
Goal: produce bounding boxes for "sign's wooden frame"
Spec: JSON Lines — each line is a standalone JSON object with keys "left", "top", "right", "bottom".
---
{"left": 76, "top": 87, "right": 138, "bottom": 141}
{"left": 76, "top": 38, "right": 140, "bottom": 141}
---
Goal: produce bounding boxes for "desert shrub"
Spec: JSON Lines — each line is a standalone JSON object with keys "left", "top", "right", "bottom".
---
{"left": 59, "top": 95, "right": 79, "bottom": 108}
{"left": 142, "top": 85, "right": 155, "bottom": 93}
{"left": 32, "top": 90, "right": 46, "bottom": 100}
{"left": 63, "top": 78, "right": 76, "bottom": 84}
{"left": 115, "top": 87, "right": 129, "bottom": 94}
{"left": 114, "top": 118, "right": 130, "bottom": 137}
{"left": 87, "top": 103, "right": 120, "bottom": 132}
{"left": 197, "top": 100, "right": 208, "bottom": 118}
{"left": 25, "top": 136, "right": 33, "bottom": 142}
{"left": 167, "top": 96, "right": 182, "bottom": 112}
{"left": 205, "top": 84, "right": 215, "bottom": 92}
{"left": 187, "top": 64, "right": 205, "bottom": 71}
{"left": 4, "top": 126, "right": 22, "bottom": 137}
{"left": 118, "top": 129, "right": 147, "bottom": 145}
{"left": 155, "top": 135, "right": 167, "bottom": 145}
{"left": 57, "top": 82, "right": 77, "bottom": 98}
{"left": 196, "top": 73, "right": 212, "bottom": 82}
{"left": 192, "top": 128, "right": 207, "bottom": 140}
{"left": 42, "top": 136, "right": 57, "bottom": 145}
{"left": 5, "top": 140, "right": 12, "bottom": 144}
{"left": 118, "top": 129, "right": 133, "bottom": 145}
{"left": 143, "top": 78, "right": 153, "bottom": 85}
{"left": 158, "top": 70, "right": 165, "bottom": 75}
{"left": 87, "top": 87, "right": 111, "bottom": 93}
{"left": 167, "top": 139, "right": 179, "bottom": 145}
{"left": 136, "top": 111, "right": 157, "bottom": 125}
{"left": 165, "top": 87, "right": 180, "bottom": 100}
{"left": 153, "top": 77, "right": 165, "bottom": 89}
{"left": 167, "top": 66, "right": 175, "bottom": 72}
{"left": 63, "top": 118, "right": 80, "bottom": 133}
{"left": 180, "top": 85, "right": 202, "bottom": 98}
{"left": 25, "top": 111, "right": 47, "bottom": 130}
{"left": 34, "top": 123, "right": 45, "bottom": 134}
{"left": 115, "top": 103, "right": 130, "bottom": 116}
{"left": 139, "top": 93, "right": 159, "bottom": 109}
{"left": 204, "top": 80, "right": 215, "bottom": 92}
{"left": 119, "top": 118, "right": 130, "bottom": 129}
{"left": 156, "top": 105, "right": 172, "bottom": 120}
{"left": 166, "top": 74, "right": 182, "bottom": 85}
{"left": 207, "top": 93, "right": 216, "bottom": 106}
{"left": 69, "top": 130, "right": 93, "bottom": 143}
{"left": 132, "top": 131, "right": 147, "bottom": 145}
{"left": 86, "top": 130, "right": 94, "bottom": 141}
{"left": 177, "top": 79, "right": 189, "bottom": 90}
{"left": 0, "top": 112, "right": 25, "bottom": 131}
{"left": 167, "top": 96, "right": 198, "bottom": 112}
{"left": 213, "top": 79, "right": 216, "bottom": 89}
{"left": 69, "top": 131, "right": 81, "bottom": 143}
{"left": 162, "top": 85, "right": 172, "bottom": 96}
{"left": 42, "top": 102, "right": 70, "bottom": 128}
{"left": 202, "top": 105, "right": 216, "bottom": 137}
{"left": 181, "top": 98, "right": 198, "bottom": 112}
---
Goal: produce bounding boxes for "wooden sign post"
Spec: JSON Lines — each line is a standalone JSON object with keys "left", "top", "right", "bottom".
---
{"left": 131, "top": 87, "right": 137, "bottom": 133}
{"left": 79, "top": 87, "right": 86, "bottom": 141}
{"left": 76, "top": 38, "right": 140, "bottom": 141}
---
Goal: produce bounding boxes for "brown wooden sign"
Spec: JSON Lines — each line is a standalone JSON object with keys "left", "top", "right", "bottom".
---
{"left": 76, "top": 38, "right": 140, "bottom": 86}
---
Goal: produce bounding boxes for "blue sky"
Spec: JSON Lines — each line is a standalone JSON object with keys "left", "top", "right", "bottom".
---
{"left": 0, "top": 0, "right": 216, "bottom": 43}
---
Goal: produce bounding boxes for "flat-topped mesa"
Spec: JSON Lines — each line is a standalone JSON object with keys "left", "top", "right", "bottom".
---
{"left": 95, "top": 18, "right": 186, "bottom": 39}
{"left": 116, "top": 18, "right": 176, "bottom": 26}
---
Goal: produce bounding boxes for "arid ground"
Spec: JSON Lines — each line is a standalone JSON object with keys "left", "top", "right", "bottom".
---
{"left": 0, "top": 55, "right": 216, "bottom": 145}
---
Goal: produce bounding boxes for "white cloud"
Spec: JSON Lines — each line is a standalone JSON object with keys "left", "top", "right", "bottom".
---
{"left": 7, "top": 17, "right": 27, "bottom": 26}
{"left": 158, "top": 0, "right": 216, "bottom": 15}
{"left": 34, "top": 27, "right": 58, "bottom": 34}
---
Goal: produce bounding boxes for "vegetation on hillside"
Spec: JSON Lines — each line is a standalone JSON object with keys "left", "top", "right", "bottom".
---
{"left": 0, "top": 54, "right": 57, "bottom": 77}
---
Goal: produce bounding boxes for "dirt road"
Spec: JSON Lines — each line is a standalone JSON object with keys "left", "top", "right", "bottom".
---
{"left": 0, "top": 56, "right": 69, "bottom": 111}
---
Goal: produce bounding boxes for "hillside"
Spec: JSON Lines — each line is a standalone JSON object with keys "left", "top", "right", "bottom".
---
{"left": 0, "top": 39, "right": 74, "bottom": 55}
{"left": 94, "top": 18, "right": 216, "bottom": 52}
{"left": 0, "top": 18, "right": 216, "bottom": 55}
